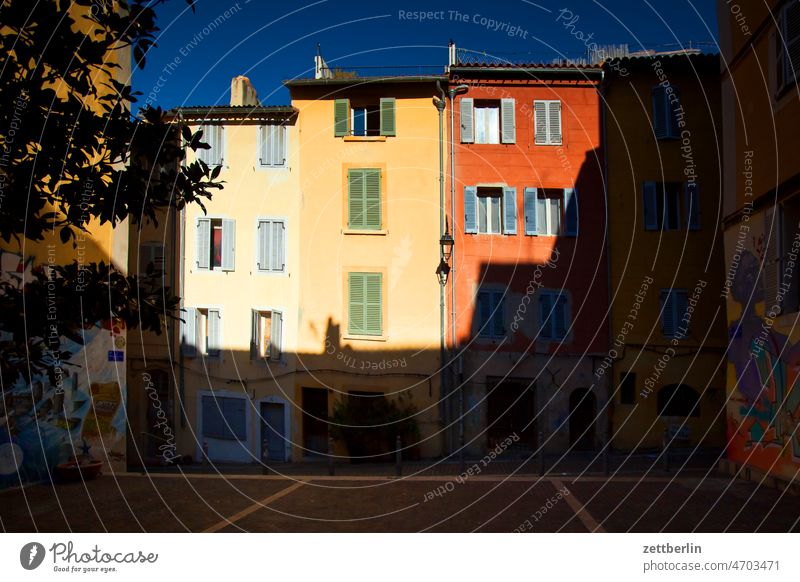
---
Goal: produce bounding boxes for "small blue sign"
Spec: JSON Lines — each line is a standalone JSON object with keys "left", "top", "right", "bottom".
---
{"left": 108, "top": 350, "right": 124, "bottom": 362}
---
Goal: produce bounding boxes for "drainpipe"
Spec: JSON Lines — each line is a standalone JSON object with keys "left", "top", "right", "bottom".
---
{"left": 600, "top": 68, "right": 613, "bottom": 448}
{"left": 434, "top": 84, "right": 447, "bottom": 441}
{"left": 176, "top": 116, "right": 187, "bottom": 429}
{"left": 448, "top": 84, "right": 468, "bottom": 460}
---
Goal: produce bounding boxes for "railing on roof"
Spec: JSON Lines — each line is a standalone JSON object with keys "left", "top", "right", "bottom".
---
{"left": 315, "top": 64, "right": 446, "bottom": 79}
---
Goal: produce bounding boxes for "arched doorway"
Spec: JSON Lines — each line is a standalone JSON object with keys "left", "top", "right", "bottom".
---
{"left": 569, "top": 388, "right": 596, "bottom": 450}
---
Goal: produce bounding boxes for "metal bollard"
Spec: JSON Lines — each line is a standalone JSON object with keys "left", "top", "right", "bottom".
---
{"left": 603, "top": 438, "right": 610, "bottom": 476}
{"left": 262, "top": 437, "right": 269, "bottom": 475}
{"left": 538, "top": 431, "right": 545, "bottom": 476}
{"left": 202, "top": 439, "right": 209, "bottom": 472}
{"left": 328, "top": 437, "right": 334, "bottom": 476}
{"left": 395, "top": 435, "right": 402, "bottom": 477}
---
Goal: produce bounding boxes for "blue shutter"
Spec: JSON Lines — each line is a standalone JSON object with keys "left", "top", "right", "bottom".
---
{"left": 524, "top": 187, "right": 538, "bottom": 235}
{"left": 675, "top": 291, "right": 688, "bottom": 337}
{"left": 685, "top": 182, "right": 700, "bottom": 230}
{"left": 464, "top": 186, "right": 478, "bottom": 234}
{"left": 554, "top": 295, "right": 568, "bottom": 339}
{"left": 661, "top": 290, "right": 675, "bottom": 337}
{"left": 492, "top": 291, "right": 505, "bottom": 337}
{"left": 477, "top": 291, "right": 491, "bottom": 337}
{"left": 652, "top": 87, "right": 668, "bottom": 139}
{"left": 503, "top": 187, "right": 517, "bottom": 235}
{"left": 223, "top": 397, "right": 247, "bottom": 440}
{"left": 460, "top": 98, "right": 474, "bottom": 143}
{"left": 564, "top": 187, "right": 578, "bottom": 236}
{"left": 202, "top": 396, "right": 223, "bottom": 439}
{"left": 539, "top": 293, "right": 553, "bottom": 339}
{"left": 643, "top": 182, "right": 658, "bottom": 230}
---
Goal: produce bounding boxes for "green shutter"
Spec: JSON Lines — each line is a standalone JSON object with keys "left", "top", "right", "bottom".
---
{"left": 334, "top": 98, "right": 350, "bottom": 136}
{"left": 380, "top": 98, "right": 396, "bottom": 136}
{"left": 348, "top": 169, "right": 381, "bottom": 230}
{"left": 364, "top": 169, "right": 381, "bottom": 229}
{"left": 349, "top": 272, "right": 382, "bottom": 336}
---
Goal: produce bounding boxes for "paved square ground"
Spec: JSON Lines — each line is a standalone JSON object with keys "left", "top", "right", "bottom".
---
{"left": 1, "top": 472, "right": 798, "bottom": 533}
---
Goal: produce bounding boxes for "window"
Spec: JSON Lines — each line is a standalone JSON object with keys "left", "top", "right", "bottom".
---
{"left": 478, "top": 188, "right": 502, "bottom": 234}
{"left": 651, "top": 86, "right": 680, "bottom": 139}
{"left": 533, "top": 100, "right": 562, "bottom": 145}
{"left": 197, "top": 125, "right": 224, "bottom": 166}
{"left": 347, "top": 169, "right": 381, "bottom": 230}
{"left": 348, "top": 272, "right": 382, "bottom": 336}
{"left": 460, "top": 98, "right": 516, "bottom": 144}
{"left": 477, "top": 290, "right": 505, "bottom": 338}
{"left": 619, "top": 372, "right": 636, "bottom": 405}
{"left": 257, "top": 124, "right": 287, "bottom": 167}
{"left": 765, "top": 196, "right": 800, "bottom": 313}
{"left": 139, "top": 242, "right": 165, "bottom": 277}
{"left": 643, "top": 182, "right": 699, "bottom": 231}
{"left": 464, "top": 186, "right": 517, "bottom": 235}
{"left": 660, "top": 289, "right": 688, "bottom": 338}
{"left": 657, "top": 384, "right": 700, "bottom": 417}
{"left": 202, "top": 395, "right": 246, "bottom": 440}
{"left": 251, "top": 309, "right": 282, "bottom": 360}
{"left": 181, "top": 307, "right": 221, "bottom": 358}
{"left": 256, "top": 219, "right": 286, "bottom": 273}
{"left": 539, "top": 291, "right": 568, "bottom": 340}
{"left": 523, "top": 188, "right": 578, "bottom": 236}
{"left": 196, "top": 217, "right": 235, "bottom": 271}
{"left": 776, "top": 2, "right": 800, "bottom": 94}
{"left": 334, "top": 98, "right": 396, "bottom": 137}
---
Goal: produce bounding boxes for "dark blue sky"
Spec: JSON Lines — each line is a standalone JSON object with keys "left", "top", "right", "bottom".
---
{"left": 132, "top": 0, "right": 719, "bottom": 109}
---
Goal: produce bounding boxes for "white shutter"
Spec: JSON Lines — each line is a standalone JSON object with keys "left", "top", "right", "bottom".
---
{"left": 548, "top": 101, "right": 562, "bottom": 144}
{"left": 271, "top": 220, "right": 282, "bottom": 272}
{"left": 503, "top": 187, "right": 517, "bottom": 235}
{"left": 500, "top": 98, "right": 516, "bottom": 144}
{"left": 259, "top": 125, "right": 270, "bottom": 166}
{"left": 181, "top": 307, "right": 197, "bottom": 357}
{"left": 277, "top": 221, "right": 285, "bottom": 271}
{"left": 257, "top": 220, "right": 270, "bottom": 270}
{"left": 207, "top": 309, "right": 221, "bottom": 355}
{"left": 215, "top": 126, "right": 225, "bottom": 166}
{"left": 196, "top": 218, "right": 210, "bottom": 269}
{"left": 534, "top": 101, "right": 547, "bottom": 144}
{"left": 764, "top": 207, "right": 781, "bottom": 313}
{"left": 250, "top": 309, "right": 259, "bottom": 359}
{"left": 221, "top": 218, "right": 235, "bottom": 271}
{"left": 460, "top": 97, "right": 474, "bottom": 143}
{"left": 661, "top": 291, "right": 676, "bottom": 337}
{"left": 270, "top": 311, "right": 283, "bottom": 360}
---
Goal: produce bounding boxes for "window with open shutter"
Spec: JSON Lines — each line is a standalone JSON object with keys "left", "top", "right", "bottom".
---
{"left": 539, "top": 291, "right": 568, "bottom": 340}
{"left": 477, "top": 290, "right": 505, "bottom": 338}
{"left": 547, "top": 101, "right": 562, "bottom": 144}
{"left": 380, "top": 98, "right": 396, "bottom": 136}
{"left": 503, "top": 187, "right": 517, "bottom": 235}
{"left": 652, "top": 87, "right": 669, "bottom": 139}
{"left": 221, "top": 218, "right": 235, "bottom": 271}
{"left": 500, "top": 98, "right": 516, "bottom": 143}
{"left": 334, "top": 99, "right": 350, "bottom": 136}
{"left": 198, "top": 125, "right": 224, "bottom": 166}
{"left": 348, "top": 169, "right": 381, "bottom": 230}
{"left": 660, "top": 289, "right": 687, "bottom": 338}
{"left": 460, "top": 97, "right": 474, "bottom": 143}
{"left": 348, "top": 272, "right": 382, "bottom": 336}
{"left": 533, "top": 101, "right": 561, "bottom": 145}
{"left": 533, "top": 101, "right": 547, "bottom": 144}
{"left": 524, "top": 187, "right": 538, "bottom": 235}
{"left": 643, "top": 182, "right": 658, "bottom": 230}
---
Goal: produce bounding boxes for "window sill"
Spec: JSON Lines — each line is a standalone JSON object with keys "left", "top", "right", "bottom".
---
{"left": 343, "top": 334, "right": 387, "bottom": 342}
{"left": 343, "top": 136, "right": 388, "bottom": 142}
{"left": 343, "top": 228, "right": 388, "bottom": 236}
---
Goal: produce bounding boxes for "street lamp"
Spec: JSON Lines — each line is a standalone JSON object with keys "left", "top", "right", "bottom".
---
{"left": 436, "top": 258, "right": 450, "bottom": 287}
{"left": 439, "top": 229, "right": 454, "bottom": 263}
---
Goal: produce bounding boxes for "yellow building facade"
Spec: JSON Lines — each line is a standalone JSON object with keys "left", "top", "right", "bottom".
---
{"left": 603, "top": 54, "right": 728, "bottom": 451}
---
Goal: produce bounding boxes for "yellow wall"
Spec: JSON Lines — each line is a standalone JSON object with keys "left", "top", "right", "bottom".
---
{"left": 291, "top": 82, "right": 444, "bottom": 458}
{"left": 605, "top": 57, "right": 728, "bottom": 450}
{"left": 176, "top": 117, "right": 302, "bottom": 463}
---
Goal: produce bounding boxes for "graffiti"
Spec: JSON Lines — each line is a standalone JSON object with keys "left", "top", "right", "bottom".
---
{"left": 0, "top": 254, "right": 126, "bottom": 488}
{"left": 727, "top": 249, "right": 800, "bottom": 476}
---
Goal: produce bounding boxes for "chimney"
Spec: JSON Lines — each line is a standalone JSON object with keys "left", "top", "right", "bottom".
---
{"left": 230, "top": 76, "right": 259, "bottom": 106}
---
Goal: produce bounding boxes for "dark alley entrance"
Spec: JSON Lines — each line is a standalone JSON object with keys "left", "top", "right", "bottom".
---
{"left": 569, "top": 388, "right": 596, "bottom": 451}
{"left": 486, "top": 378, "right": 537, "bottom": 451}
{"left": 302, "top": 387, "right": 328, "bottom": 457}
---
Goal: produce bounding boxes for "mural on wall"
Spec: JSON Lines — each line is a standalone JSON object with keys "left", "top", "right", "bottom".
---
{"left": 0, "top": 253, "right": 126, "bottom": 488}
{"left": 727, "top": 246, "right": 800, "bottom": 480}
